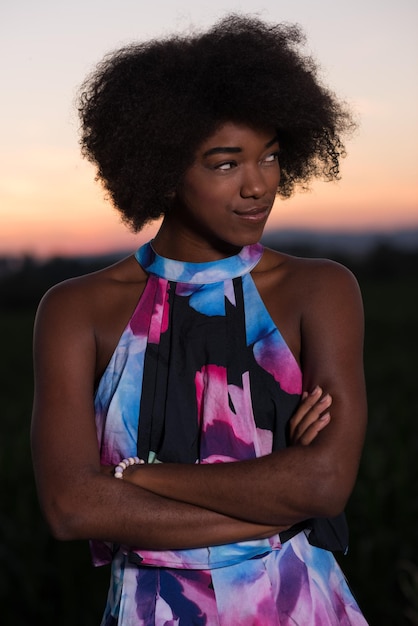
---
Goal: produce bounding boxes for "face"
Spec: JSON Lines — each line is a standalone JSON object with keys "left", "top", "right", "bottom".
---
{"left": 163, "top": 122, "right": 280, "bottom": 259}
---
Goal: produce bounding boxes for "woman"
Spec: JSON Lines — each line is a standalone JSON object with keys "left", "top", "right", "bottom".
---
{"left": 31, "top": 15, "right": 368, "bottom": 625}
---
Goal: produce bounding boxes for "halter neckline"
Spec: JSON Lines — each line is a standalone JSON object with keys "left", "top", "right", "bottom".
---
{"left": 135, "top": 241, "right": 264, "bottom": 284}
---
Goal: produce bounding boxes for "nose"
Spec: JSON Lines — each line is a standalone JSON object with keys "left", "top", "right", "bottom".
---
{"left": 240, "top": 165, "right": 267, "bottom": 199}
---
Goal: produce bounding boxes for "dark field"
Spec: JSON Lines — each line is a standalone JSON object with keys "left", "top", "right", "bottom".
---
{"left": 1, "top": 247, "right": 417, "bottom": 625}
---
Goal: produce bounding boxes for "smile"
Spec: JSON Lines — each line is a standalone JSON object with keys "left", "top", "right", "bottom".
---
{"left": 233, "top": 206, "right": 270, "bottom": 222}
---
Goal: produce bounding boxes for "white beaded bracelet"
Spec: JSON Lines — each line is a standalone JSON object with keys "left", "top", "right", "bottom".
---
{"left": 114, "top": 456, "right": 145, "bottom": 479}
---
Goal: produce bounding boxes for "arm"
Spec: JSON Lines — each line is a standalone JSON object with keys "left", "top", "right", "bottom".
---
{"left": 31, "top": 279, "right": 286, "bottom": 549}
{"left": 120, "top": 261, "right": 367, "bottom": 526}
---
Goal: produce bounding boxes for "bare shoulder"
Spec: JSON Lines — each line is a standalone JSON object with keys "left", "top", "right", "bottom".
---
{"left": 252, "top": 247, "right": 364, "bottom": 359}
{"left": 36, "top": 253, "right": 147, "bottom": 324}
{"left": 34, "top": 253, "right": 149, "bottom": 381}
{"left": 258, "top": 246, "right": 363, "bottom": 302}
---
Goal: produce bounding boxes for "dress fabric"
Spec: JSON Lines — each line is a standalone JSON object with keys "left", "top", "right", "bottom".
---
{"left": 93, "top": 241, "right": 367, "bottom": 625}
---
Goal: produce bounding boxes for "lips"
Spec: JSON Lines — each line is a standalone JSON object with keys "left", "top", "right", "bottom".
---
{"left": 233, "top": 205, "right": 270, "bottom": 221}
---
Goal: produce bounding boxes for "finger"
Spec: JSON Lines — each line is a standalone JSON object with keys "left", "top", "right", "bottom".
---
{"left": 290, "top": 392, "right": 332, "bottom": 442}
{"left": 289, "top": 387, "right": 323, "bottom": 436}
{"left": 293, "top": 393, "right": 332, "bottom": 439}
{"left": 295, "top": 411, "right": 331, "bottom": 446}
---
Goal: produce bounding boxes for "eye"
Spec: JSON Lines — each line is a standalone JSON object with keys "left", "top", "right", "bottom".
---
{"left": 215, "top": 161, "right": 236, "bottom": 171}
{"left": 263, "top": 151, "right": 280, "bottom": 164}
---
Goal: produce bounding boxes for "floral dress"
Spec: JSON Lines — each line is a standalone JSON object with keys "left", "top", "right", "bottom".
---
{"left": 92, "top": 241, "right": 368, "bottom": 625}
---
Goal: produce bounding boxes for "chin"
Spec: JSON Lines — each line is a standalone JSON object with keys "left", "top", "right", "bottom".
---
{"left": 233, "top": 226, "right": 266, "bottom": 247}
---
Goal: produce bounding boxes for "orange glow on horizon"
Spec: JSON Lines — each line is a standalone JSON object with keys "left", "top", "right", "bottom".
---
{"left": 1, "top": 1, "right": 417, "bottom": 259}
{"left": 2, "top": 189, "right": 417, "bottom": 259}
{"left": 1, "top": 147, "right": 417, "bottom": 258}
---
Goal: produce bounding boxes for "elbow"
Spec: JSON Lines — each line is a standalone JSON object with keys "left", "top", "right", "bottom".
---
{"left": 34, "top": 469, "right": 109, "bottom": 541}
{"left": 309, "top": 469, "right": 354, "bottom": 519}
{"left": 43, "top": 506, "right": 81, "bottom": 542}
{"left": 40, "top": 494, "right": 89, "bottom": 542}
{"left": 314, "top": 492, "right": 347, "bottom": 519}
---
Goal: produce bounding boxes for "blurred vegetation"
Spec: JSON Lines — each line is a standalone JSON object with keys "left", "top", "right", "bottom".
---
{"left": 1, "top": 243, "right": 417, "bottom": 625}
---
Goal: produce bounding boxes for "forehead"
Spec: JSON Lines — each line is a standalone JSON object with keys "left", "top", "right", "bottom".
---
{"left": 197, "top": 122, "right": 277, "bottom": 155}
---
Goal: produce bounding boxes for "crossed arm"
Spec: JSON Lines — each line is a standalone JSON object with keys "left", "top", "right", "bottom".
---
{"left": 31, "top": 261, "right": 367, "bottom": 551}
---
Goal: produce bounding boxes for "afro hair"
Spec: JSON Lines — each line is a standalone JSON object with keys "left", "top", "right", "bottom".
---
{"left": 78, "top": 14, "right": 355, "bottom": 231}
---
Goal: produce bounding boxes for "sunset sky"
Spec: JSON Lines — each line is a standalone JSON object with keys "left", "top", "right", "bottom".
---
{"left": 1, "top": 0, "right": 417, "bottom": 258}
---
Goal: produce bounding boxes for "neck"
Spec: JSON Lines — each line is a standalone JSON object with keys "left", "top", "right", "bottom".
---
{"left": 152, "top": 220, "right": 243, "bottom": 263}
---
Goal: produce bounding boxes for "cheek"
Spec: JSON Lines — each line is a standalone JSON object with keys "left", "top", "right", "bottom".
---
{"left": 183, "top": 179, "right": 233, "bottom": 211}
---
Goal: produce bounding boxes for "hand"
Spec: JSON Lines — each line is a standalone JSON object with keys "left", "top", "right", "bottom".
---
{"left": 289, "top": 386, "right": 332, "bottom": 446}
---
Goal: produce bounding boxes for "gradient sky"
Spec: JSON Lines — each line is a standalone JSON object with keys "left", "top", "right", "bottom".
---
{"left": 1, "top": 0, "right": 417, "bottom": 257}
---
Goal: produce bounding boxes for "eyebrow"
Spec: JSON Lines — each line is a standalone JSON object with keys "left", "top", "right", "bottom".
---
{"left": 203, "top": 135, "right": 278, "bottom": 157}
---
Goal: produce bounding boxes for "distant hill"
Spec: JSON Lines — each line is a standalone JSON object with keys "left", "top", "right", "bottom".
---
{"left": 1, "top": 227, "right": 417, "bottom": 310}
{"left": 261, "top": 226, "right": 418, "bottom": 257}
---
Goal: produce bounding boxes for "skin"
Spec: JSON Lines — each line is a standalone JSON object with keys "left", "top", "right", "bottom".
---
{"left": 31, "top": 122, "right": 367, "bottom": 551}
